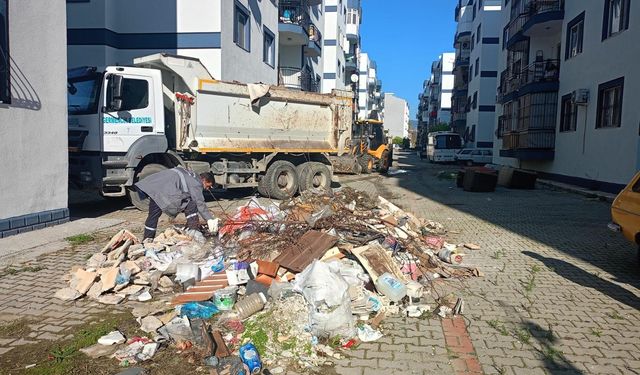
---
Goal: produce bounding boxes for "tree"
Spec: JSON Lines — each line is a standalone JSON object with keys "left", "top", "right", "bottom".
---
{"left": 392, "top": 136, "right": 404, "bottom": 145}
{"left": 429, "top": 123, "right": 451, "bottom": 132}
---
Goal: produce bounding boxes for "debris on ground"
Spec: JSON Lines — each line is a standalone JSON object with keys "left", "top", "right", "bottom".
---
{"left": 55, "top": 187, "right": 481, "bottom": 373}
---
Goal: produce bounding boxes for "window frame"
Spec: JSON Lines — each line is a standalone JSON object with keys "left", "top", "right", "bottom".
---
{"left": 262, "top": 27, "right": 275, "bottom": 68}
{"left": 559, "top": 93, "right": 577, "bottom": 132}
{"left": 0, "top": 0, "right": 9, "bottom": 105}
{"left": 565, "top": 12, "right": 585, "bottom": 60}
{"left": 596, "top": 77, "right": 624, "bottom": 129}
{"left": 234, "top": 2, "right": 251, "bottom": 52}
{"left": 477, "top": 24, "right": 481, "bottom": 44}
{"left": 602, "top": 0, "right": 630, "bottom": 40}
{"left": 475, "top": 58, "right": 479, "bottom": 77}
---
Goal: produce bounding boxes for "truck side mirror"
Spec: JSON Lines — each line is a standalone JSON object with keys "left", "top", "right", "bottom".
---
{"left": 106, "top": 74, "right": 123, "bottom": 112}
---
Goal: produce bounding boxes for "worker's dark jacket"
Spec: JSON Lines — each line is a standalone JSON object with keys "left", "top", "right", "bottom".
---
{"left": 135, "top": 167, "right": 213, "bottom": 221}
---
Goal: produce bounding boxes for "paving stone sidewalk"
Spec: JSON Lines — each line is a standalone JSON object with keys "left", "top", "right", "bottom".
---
{"left": 1, "top": 151, "right": 639, "bottom": 375}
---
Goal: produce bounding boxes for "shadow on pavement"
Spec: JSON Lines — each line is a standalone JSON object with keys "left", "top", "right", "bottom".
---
{"left": 519, "top": 320, "right": 585, "bottom": 375}
{"left": 523, "top": 251, "right": 640, "bottom": 310}
{"left": 390, "top": 151, "right": 640, "bottom": 291}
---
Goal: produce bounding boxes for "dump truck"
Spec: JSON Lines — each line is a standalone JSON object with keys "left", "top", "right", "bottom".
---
{"left": 68, "top": 53, "right": 359, "bottom": 209}
{"left": 351, "top": 119, "right": 392, "bottom": 174}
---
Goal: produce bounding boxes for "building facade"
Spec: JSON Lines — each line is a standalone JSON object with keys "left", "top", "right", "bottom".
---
{"left": 384, "top": 93, "right": 410, "bottom": 139}
{"left": 417, "top": 53, "right": 454, "bottom": 148}
{"left": 67, "top": 0, "right": 280, "bottom": 84}
{"left": 456, "top": 0, "right": 502, "bottom": 148}
{"left": 494, "top": 0, "right": 639, "bottom": 192}
{"left": 357, "top": 52, "right": 384, "bottom": 121}
{"left": 0, "top": 0, "right": 69, "bottom": 237}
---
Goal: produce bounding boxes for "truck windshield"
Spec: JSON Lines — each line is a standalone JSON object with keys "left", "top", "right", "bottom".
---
{"left": 68, "top": 73, "right": 103, "bottom": 115}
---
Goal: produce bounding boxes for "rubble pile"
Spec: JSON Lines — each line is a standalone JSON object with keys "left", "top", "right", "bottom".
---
{"left": 56, "top": 187, "right": 481, "bottom": 373}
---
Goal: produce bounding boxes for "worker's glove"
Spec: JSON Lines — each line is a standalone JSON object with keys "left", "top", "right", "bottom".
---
{"left": 207, "top": 218, "right": 219, "bottom": 234}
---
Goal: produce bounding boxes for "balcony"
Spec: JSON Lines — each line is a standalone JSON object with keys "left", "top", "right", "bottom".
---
{"left": 346, "top": 22, "right": 359, "bottom": 41}
{"left": 304, "top": 24, "right": 322, "bottom": 57}
{"left": 278, "top": 67, "right": 319, "bottom": 92}
{"left": 452, "top": 87, "right": 468, "bottom": 99}
{"left": 345, "top": 53, "right": 357, "bottom": 71}
{"left": 505, "top": 0, "right": 565, "bottom": 49}
{"left": 497, "top": 59, "right": 560, "bottom": 104}
{"left": 279, "top": 1, "right": 311, "bottom": 46}
{"left": 500, "top": 129, "right": 555, "bottom": 160}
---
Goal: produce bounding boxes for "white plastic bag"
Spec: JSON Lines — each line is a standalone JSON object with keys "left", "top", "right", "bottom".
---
{"left": 294, "top": 260, "right": 355, "bottom": 338}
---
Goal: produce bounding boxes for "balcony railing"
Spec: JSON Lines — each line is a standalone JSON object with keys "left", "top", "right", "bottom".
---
{"left": 498, "top": 59, "right": 560, "bottom": 102}
{"left": 278, "top": 67, "right": 319, "bottom": 92}
{"left": 279, "top": 1, "right": 311, "bottom": 31}
{"left": 505, "top": 0, "right": 564, "bottom": 47}
{"left": 502, "top": 129, "right": 555, "bottom": 150}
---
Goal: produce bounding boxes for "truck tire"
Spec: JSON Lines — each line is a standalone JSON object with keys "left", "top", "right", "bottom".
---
{"left": 258, "top": 160, "right": 299, "bottom": 200}
{"left": 358, "top": 155, "right": 374, "bottom": 174}
{"left": 128, "top": 163, "right": 168, "bottom": 211}
{"left": 377, "top": 150, "right": 391, "bottom": 174}
{"left": 299, "top": 162, "right": 331, "bottom": 192}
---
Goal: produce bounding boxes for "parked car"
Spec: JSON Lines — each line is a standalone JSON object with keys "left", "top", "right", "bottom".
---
{"left": 610, "top": 171, "right": 640, "bottom": 263}
{"left": 455, "top": 148, "right": 492, "bottom": 166}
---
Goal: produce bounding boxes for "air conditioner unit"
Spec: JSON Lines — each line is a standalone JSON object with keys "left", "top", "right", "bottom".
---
{"left": 571, "top": 89, "right": 590, "bottom": 105}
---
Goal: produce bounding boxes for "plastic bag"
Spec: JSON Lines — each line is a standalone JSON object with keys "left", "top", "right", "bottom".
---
{"left": 117, "top": 263, "right": 132, "bottom": 285}
{"left": 178, "top": 301, "right": 220, "bottom": 319}
{"left": 294, "top": 260, "right": 355, "bottom": 338}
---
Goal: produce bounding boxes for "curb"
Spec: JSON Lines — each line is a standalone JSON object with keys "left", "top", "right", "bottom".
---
{"left": 537, "top": 179, "right": 616, "bottom": 203}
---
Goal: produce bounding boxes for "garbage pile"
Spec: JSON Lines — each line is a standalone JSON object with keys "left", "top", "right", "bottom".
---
{"left": 56, "top": 187, "right": 482, "bottom": 373}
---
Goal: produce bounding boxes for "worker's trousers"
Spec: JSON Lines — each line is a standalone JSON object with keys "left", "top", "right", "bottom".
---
{"left": 143, "top": 198, "right": 199, "bottom": 240}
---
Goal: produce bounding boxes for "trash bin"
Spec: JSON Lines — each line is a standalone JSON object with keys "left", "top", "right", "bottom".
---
{"left": 463, "top": 168, "right": 498, "bottom": 192}
{"left": 510, "top": 169, "right": 537, "bottom": 189}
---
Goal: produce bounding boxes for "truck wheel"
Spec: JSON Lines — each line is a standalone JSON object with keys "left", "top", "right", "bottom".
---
{"left": 128, "top": 163, "right": 168, "bottom": 211}
{"left": 258, "top": 160, "right": 299, "bottom": 200}
{"left": 300, "top": 162, "right": 331, "bottom": 192}
{"left": 358, "top": 155, "right": 374, "bottom": 174}
{"left": 377, "top": 150, "right": 391, "bottom": 174}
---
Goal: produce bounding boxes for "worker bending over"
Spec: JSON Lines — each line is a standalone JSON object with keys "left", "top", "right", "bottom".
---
{"left": 135, "top": 166, "right": 219, "bottom": 240}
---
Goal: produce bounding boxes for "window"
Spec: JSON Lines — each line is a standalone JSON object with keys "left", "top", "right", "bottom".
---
{"left": 472, "top": 92, "right": 478, "bottom": 109}
{"left": 263, "top": 28, "right": 275, "bottom": 67}
{"left": 560, "top": 94, "right": 577, "bottom": 132}
{"left": 469, "top": 65, "right": 473, "bottom": 81}
{"left": 565, "top": 12, "right": 584, "bottom": 59}
{"left": 120, "top": 78, "right": 149, "bottom": 111}
{"left": 603, "top": 0, "right": 630, "bottom": 40}
{"left": 234, "top": 3, "right": 250, "bottom": 51}
{"left": 68, "top": 73, "right": 102, "bottom": 115}
{"left": 477, "top": 24, "right": 481, "bottom": 44}
{"left": 471, "top": 34, "right": 475, "bottom": 51}
{"left": 473, "top": 2, "right": 477, "bottom": 20}
{"left": 0, "top": 0, "right": 9, "bottom": 104}
{"left": 596, "top": 77, "right": 624, "bottom": 129}
{"left": 475, "top": 58, "right": 479, "bottom": 76}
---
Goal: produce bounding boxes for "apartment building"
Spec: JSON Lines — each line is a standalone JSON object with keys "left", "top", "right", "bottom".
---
{"left": 357, "top": 52, "right": 384, "bottom": 121}
{"left": 67, "top": 0, "right": 279, "bottom": 84}
{"left": 494, "top": 0, "right": 639, "bottom": 192}
{"left": 453, "top": 0, "right": 502, "bottom": 148}
{"left": 384, "top": 93, "right": 410, "bottom": 139}
{"left": 427, "top": 54, "right": 455, "bottom": 127}
{"left": 0, "top": 0, "right": 69, "bottom": 237}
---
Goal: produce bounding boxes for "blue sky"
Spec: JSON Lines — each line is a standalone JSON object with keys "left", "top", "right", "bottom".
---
{"left": 360, "top": 0, "right": 457, "bottom": 119}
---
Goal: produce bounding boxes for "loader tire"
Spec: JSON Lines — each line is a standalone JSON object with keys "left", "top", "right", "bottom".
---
{"left": 258, "top": 160, "right": 299, "bottom": 200}
{"left": 377, "top": 150, "right": 391, "bottom": 174}
{"left": 128, "top": 163, "right": 168, "bottom": 211}
{"left": 299, "top": 162, "right": 331, "bottom": 192}
{"left": 358, "top": 155, "right": 374, "bottom": 174}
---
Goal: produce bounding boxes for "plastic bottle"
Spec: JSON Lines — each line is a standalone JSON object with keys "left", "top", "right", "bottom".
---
{"left": 239, "top": 342, "right": 262, "bottom": 374}
{"left": 375, "top": 273, "right": 407, "bottom": 302}
{"left": 235, "top": 293, "right": 267, "bottom": 320}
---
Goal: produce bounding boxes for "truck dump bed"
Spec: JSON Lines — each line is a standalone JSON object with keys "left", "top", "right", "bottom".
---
{"left": 134, "top": 54, "right": 353, "bottom": 156}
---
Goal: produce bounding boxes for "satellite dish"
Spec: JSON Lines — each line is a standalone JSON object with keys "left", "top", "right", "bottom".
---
{"left": 350, "top": 74, "right": 359, "bottom": 83}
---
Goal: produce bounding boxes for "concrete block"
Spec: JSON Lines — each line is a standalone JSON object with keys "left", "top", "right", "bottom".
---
{"left": 2, "top": 229, "right": 18, "bottom": 238}
{"left": 24, "top": 214, "right": 39, "bottom": 226}
{"left": 17, "top": 226, "right": 34, "bottom": 234}
{"left": 9, "top": 217, "right": 25, "bottom": 229}
{"left": 0, "top": 219, "right": 10, "bottom": 232}
{"left": 38, "top": 212, "right": 53, "bottom": 223}
{"left": 52, "top": 209, "right": 66, "bottom": 220}
{"left": 32, "top": 224, "right": 46, "bottom": 231}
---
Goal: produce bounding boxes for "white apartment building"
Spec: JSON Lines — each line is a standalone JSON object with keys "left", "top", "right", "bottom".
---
{"left": 456, "top": 0, "right": 502, "bottom": 148}
{"left": 384, "top": 93, "right": 410, "bottom": 139}
{"left": 494, "top": 0, "right": 639, "bottom": 193}
{"left": 320, "top": 0, "right": 347, "bottom": 93}
{"left": 0, "top": 0, "right": 69, "bottom": 237}
{"left": 67, "top": 0, "right": 279, "bottom": 84}
{"left": 429, "top": 54, "right": 455, "bottom": 126}
{"left": 357, "top": 52, "right": 383, "bottom": 121}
